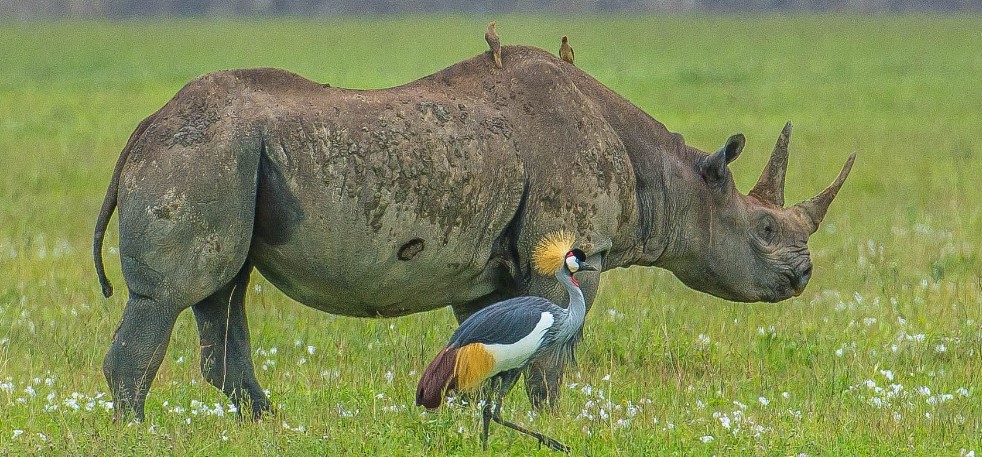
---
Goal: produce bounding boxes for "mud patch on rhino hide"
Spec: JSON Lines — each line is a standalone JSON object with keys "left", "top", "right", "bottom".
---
{"left": 397, "top": 238, "right": 425, "bottom": 260}
{"left": 168, "top": 98, "right": 221, "bottom": 148}
{"left": 417, "top": 102, "right": 451, "bottom": 125}
{"left": 201, "top": 234, "right": 222, "bottom": 256}
{"left": 147, "top": 189, "right": 187, "bottom": 221}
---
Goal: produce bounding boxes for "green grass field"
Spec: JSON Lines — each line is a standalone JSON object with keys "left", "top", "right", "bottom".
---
{"left": 1, "top": 15, "right": 980, "bottom": 455}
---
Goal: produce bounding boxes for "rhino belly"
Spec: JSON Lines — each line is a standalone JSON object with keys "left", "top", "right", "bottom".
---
{"left": 251, "top": 227, "right": 503, "bottom": 317}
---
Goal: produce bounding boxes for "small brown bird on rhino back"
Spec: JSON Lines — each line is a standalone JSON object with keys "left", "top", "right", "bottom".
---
{"left": 485, "top": 21, "right": 502, "bottom": 68}
{"left": 559, "top": 35, "right": 574, "bottom": 64}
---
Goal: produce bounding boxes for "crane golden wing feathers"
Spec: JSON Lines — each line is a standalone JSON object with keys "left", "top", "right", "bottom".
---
{"left": 453, "top": 343, "right": 495, "bottom": 391}
{"left": 532, "top": 230, "right": 575, "bottom": 275}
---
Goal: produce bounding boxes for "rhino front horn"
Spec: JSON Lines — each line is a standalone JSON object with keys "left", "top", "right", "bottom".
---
{"left": 794, "top": 152, "right": 857, "bottom": 233}
{"left": 749, "top": 121, "right": 792, "bottom": 207}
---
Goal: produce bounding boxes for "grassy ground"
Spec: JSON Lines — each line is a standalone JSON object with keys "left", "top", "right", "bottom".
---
{"left": 1, "top": 15, "right": 980, "bottom": 455}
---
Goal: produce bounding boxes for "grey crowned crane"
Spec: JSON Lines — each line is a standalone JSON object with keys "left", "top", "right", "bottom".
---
{"left": 415, "top": 230, "right": 596, "bottom": 452}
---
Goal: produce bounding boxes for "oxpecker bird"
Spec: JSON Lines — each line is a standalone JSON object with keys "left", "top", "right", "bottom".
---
{"left": 559, "top": 35, "right": 574, "bottom": 65}
{"left": 485, "top": 21, "right": 502, "bottom": 68}
{"left": 416, "top": 231, "right": 596, "bottom": 452}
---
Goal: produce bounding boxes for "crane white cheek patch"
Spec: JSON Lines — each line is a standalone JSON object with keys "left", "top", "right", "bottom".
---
{"left": 565, "top": 255, "right": 579, "bottom": 273}
{"left": 485, "top": 311, "right": 554, "bottom": 373}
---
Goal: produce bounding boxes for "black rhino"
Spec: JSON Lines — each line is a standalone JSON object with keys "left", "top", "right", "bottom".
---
{"left": 94, "top": 45, "right": 854, "bottom": 421}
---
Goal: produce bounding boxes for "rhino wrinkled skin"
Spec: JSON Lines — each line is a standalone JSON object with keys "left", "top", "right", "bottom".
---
{"left": 94, "top": 45, "right": 854, "bottom": 420}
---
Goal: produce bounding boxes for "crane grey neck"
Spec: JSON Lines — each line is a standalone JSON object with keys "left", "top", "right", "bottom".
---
{"left": 554, "top": 266, "right": 586, "bottom": 342}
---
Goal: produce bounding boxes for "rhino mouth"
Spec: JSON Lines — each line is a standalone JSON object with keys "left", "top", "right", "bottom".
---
{"left": 764, "top": 268, "right": 809, "bottom": 302}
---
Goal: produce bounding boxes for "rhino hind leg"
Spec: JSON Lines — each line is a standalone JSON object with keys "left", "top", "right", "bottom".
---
{"left": 103, "top": 295, "right": 182, "bottom": 421}
{"left": 191, "top": 262, "right": 271, "bottom": 419}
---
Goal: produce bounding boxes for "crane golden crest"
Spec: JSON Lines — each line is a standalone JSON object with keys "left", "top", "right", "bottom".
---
{"left": 532, "top": 230, "right": 576, "bottom": 275}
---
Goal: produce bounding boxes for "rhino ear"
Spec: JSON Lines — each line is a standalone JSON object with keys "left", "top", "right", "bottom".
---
{"left": 701, "top": 133, "right": 745, "bottom": 183}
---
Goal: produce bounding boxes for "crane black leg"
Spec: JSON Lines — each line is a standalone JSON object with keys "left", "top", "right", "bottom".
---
{"left": 482, "top": 371, "right": 569, "bottom": 453}
{"left": 481, "top": 401, "right": 493, "bottom": 450}
{"left": 491, "top": 403, "right": 569, "bottom": 453}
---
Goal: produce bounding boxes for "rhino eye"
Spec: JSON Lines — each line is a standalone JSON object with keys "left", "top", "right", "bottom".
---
{"left": 757, "top": 217, "right": 777, "bottom": 244}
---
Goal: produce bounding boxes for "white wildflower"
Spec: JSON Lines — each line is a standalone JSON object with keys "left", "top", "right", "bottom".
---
{"left": 699, "top": 435, "right": 714, "bottom": 443}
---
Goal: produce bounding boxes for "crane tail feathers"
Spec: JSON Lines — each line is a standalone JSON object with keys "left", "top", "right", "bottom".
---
{"left": 416, "top": 346, "right": 459, "bottom": 409}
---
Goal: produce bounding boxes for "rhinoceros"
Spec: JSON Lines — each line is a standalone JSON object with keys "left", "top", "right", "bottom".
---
{"left": 93, "top": 45, "right": 854, "bottom": 421}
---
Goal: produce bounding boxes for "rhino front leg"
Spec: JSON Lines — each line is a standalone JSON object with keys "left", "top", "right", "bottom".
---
{"left": 523, "top": 355, "right": 565, "bottom": 411}
{"left": 523, "top": 264, "right": 601, "bottom": 411}
{"left": 191, "top": 263, "right": 271, "bottom": 419}
{"left": 103, "top": 296, "right": 181, "bottom": 422}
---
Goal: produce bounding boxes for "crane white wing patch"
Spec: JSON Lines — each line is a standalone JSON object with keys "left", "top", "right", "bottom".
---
{"left": 484, "top": 311, "right": 554, "bottom": 373}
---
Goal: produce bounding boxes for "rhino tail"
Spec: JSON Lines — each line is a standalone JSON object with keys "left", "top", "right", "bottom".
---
{"left": 93, "top": 110, "right": 159, "bottom": 298}
{"left": 416, "top": 346, "right": 459, "bottom": 409}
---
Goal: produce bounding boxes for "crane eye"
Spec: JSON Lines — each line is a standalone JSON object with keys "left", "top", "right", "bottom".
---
{"left": 565, "top": 255, "right": 579, "bottom": 273}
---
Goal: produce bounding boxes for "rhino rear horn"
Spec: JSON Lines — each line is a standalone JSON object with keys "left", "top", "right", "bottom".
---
{"left": 749, "top": 121, "right": 792, "bottom": 207}
{"left": 794, "top": 152, "right": 857, "bottom": 233}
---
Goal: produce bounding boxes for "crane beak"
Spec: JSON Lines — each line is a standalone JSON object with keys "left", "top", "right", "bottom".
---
{"left": 578, "top": 262, "right": 599, "bottom": 272}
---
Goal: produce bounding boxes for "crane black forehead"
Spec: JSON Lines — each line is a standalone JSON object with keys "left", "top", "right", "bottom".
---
{"left": 570, "top": 248, "right": 586, "bottom": 262}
